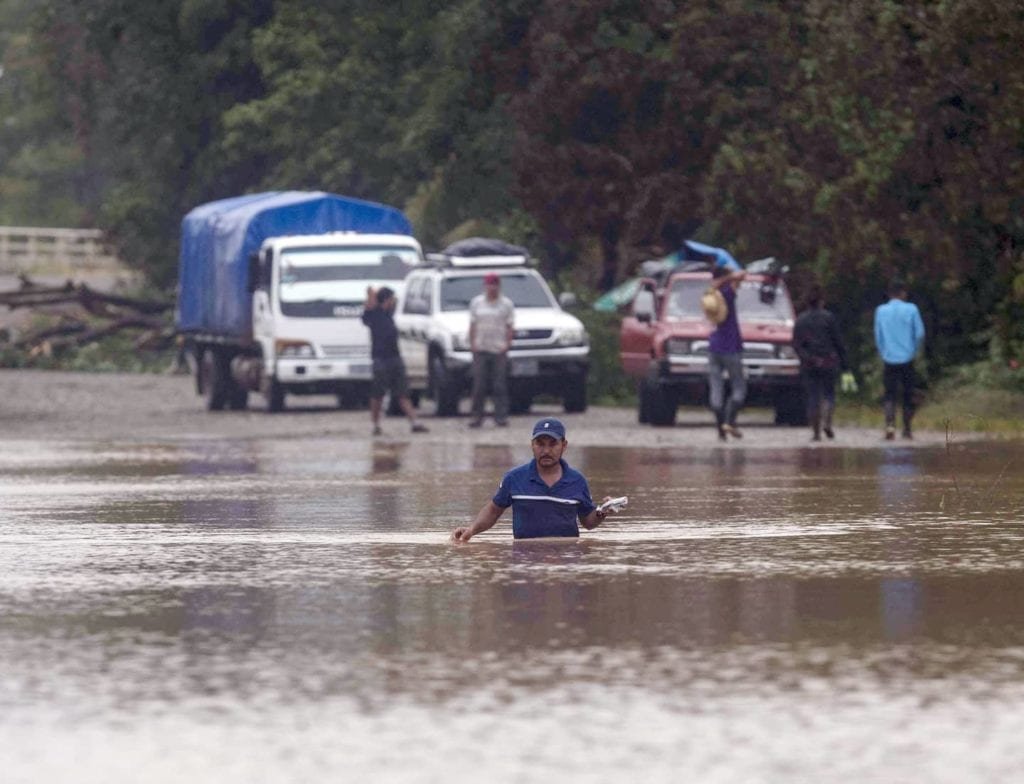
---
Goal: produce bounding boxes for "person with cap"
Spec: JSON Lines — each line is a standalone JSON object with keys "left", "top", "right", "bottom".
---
{"left": 451, "top": 417, "right": 619, "bottom": 541}
{"left": 874, "top": 277, "right": 925, "bottom": 439}
{"left": 468, "top": 271, "right": 515, "bottom": 427}
{"left": 362, "top": 285, "right": 428, "bottom": 437}
{"left": 707, "top": 265, "right": 748, "bottom": 440}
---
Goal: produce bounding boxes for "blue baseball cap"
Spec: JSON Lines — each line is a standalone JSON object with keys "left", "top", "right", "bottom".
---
{"left": 531, "top": 417, "right": 566, "bottom": 441}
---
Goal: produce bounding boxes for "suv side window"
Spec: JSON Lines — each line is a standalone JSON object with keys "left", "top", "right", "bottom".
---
{"left": 403, "top": 277, "right": 427, "bottom": 315}
{"left": 421, "top": 277, "right": 434, "bottom": 314}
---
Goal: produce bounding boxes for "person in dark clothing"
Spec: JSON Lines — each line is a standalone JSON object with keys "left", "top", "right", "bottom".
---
{"left": 793, "top": 284, "right": 849, "bottom": 441}
{"left": 707, "top": 266, "right": 748, "bottom": 440}
{"left": 361, "top": 286, "right": 428, "bottom": 436}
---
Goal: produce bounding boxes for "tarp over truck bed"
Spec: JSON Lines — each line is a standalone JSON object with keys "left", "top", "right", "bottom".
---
{"left": 176, "top": 190, "right": 413, "bottom": 338}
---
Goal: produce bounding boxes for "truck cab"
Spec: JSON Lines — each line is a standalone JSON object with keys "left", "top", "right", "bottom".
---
{"left": 243, "top": 232, "right": 422, "bottom": 410}
{"left": 620, "top": 265, "right": 804, "bottom": 426}
{"left": 177, "top": 190, "right": 419, "bottom": 413}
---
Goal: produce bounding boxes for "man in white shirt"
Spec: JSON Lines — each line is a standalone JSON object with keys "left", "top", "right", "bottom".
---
{"left": 468, "top": 272, "right": 515, "bottom": 427}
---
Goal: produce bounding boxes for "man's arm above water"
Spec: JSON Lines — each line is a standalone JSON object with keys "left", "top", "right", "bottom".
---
{"left": 580, "top": 496, "right": 615, "bottom": 530}
{"left": 451, "top": 501, "right": 505, "bottom": 543}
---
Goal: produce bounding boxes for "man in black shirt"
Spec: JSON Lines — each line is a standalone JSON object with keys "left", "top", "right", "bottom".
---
{"left": 361, "top": 286, "right": 428, "bottom": 436}
{"left": 793, "top": 284, "right": 849, "bottom": 441}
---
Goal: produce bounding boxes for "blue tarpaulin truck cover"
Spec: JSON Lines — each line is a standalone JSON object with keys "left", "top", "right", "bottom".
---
{"left": 176, "top": 190, "right": 413, "bottom": 338}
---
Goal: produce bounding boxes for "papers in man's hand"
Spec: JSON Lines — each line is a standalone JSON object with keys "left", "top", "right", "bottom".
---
{"left": 597, "top": 496, "right": 628, "bottom": 514}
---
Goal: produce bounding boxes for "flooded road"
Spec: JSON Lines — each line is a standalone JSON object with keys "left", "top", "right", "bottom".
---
{"left": 2, "top": 371, "right": 1024, "bottom": 782}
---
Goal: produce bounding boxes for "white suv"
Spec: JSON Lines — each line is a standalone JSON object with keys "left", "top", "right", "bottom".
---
{"left": 395, "top": 249, "right": 590, "bottom": 415}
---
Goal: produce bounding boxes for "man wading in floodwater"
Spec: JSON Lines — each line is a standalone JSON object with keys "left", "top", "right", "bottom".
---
{"left": 451, "top": 418, "right": 620, "bottom": 541}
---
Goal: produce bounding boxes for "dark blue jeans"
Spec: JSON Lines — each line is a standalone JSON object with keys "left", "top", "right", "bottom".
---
{"left": 471, "top": 351, "right": 509, "bottom": 422}
{"left": 883, "top": 361, "right": 916, "bottom": 430}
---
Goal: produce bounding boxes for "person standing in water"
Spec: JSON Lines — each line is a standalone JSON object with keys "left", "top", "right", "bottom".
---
{"left": 451, "top": 417, "right": 619, "bottom": 541}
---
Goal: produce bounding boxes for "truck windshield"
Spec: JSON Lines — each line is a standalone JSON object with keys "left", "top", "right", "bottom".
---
{"left": 665, "top": 277, "right": 793, "bottom": 322}
{"left": 278, "top": 245, "right": 418, "bottom": 317}
{"left": 440, "top": 273, "right": 554, "bottom": 311}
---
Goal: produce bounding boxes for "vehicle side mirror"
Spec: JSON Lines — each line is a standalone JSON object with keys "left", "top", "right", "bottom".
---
{"left": 558, "top": 291, "right": 578, "bottom": 309}
{"left": 633, "top": 289, "right": 655, "bottom": 323}
{"left": 247, "top": 252, "right": 259, "bottom": 293}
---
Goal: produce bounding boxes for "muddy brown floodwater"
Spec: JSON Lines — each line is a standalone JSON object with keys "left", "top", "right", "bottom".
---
{"left": 2, "top": 369, "right": 1023, "bottom": 783}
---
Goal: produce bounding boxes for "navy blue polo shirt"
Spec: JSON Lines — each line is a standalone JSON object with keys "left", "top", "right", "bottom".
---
{"left": 493, "top": 458, "right": 596, "bottom": 539}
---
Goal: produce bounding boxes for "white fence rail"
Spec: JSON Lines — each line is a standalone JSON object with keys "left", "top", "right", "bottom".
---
{"left": 0, "top": 226, "right": 125, "bottom": 275}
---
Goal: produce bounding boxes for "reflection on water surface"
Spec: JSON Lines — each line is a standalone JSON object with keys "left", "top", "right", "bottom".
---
{"left": 2, "top": 437, "right": 1023, "bottom": 782}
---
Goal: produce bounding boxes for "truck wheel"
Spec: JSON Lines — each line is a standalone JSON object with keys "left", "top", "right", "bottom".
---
{"left": 563, "top": 376, "right": 587, "bottom": 413}
{"left": 774, "top": 390, "right": 807, "bottom": 426}
{"left": 201, "top": 349, "right": 228, "bottom": 411}
{"left": 227, "top": 383, "right": 249, "bottom": 411}
{"left": 266, "top": 380, "right": 286, "bottom": 413}
{"left": 430, "top": 355, "right": 460, "bottom": 417}
{"left": 647, "top": 384, "right": 679, "bottom": 427}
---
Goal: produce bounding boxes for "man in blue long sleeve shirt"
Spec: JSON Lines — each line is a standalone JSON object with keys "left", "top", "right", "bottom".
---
{"left": 874, "top": 279, "right": 925, "bottom": 439}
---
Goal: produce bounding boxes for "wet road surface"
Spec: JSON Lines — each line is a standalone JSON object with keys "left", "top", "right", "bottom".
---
{"left": 1, "top": 371, "right": 1023, "bottom": 782}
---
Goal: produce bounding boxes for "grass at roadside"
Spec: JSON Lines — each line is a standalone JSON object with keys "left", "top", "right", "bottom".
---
{"left": 835, "top": 387, "right": 1024, "bottom": 435}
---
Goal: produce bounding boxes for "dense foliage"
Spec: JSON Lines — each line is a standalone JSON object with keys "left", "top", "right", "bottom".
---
{"left": 1, "top": 0, "right": 1023, "bottom": 381}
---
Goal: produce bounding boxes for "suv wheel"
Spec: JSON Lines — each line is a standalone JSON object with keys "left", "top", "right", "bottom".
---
{"left": 563, "top": 375, "right": 587, "bottom": 413}
{"left": 430, "top": 354, "right": 460, "bottom": 416}
{"left": 774, "top": 389, "right": 807, "bottom": 426}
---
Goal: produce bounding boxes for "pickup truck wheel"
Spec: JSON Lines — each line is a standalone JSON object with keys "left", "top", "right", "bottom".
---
{"left": 510, "top": 392, "right": 532, "bottom": 415}
{"left": 774, "top": 390, "right": 807, "bottom": 426}
{"left": 201, "top": 349, "right": 228, "bottom": 411}
{"left": 563, "top": 376, "right": 587, "bottom": 413}
{"left": 637, "top": 380, "right": 652, "bottom": 423}
{"left": 647, "top": 384, "right": 679, "bottom": 427}
{"left": 266, "top": 380, "right": 286, "bottom": 413}
{"left": 430, "top": 355, "right": 460, "bottom": 417}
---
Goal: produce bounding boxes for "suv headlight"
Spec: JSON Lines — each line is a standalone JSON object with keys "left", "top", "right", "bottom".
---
{"left": 665, "top": 338, "right": 692, "bottom": 355}
{"left": 276, "top": 340, "right": 316, "bottom": 358}
{"left": 555, "top": 327, "right": 588, "bottom": 347}
{"left": 776, "top": 345, "right": 797, "bottom": 359}
{"left": 451, "top": 333, "right": 471, "bottom": 351}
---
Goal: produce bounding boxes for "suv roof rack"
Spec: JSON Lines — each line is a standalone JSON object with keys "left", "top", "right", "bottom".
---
{"left": 423, "top": 252, "right": 531, "bottom": 268}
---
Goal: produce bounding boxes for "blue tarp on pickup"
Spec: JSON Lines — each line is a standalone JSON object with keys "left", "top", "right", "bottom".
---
{"left": 176, "top": 190, "right": 412, "bottom": 337}
{"left": 592, "top": 239, "right": 742, "bottom": 312}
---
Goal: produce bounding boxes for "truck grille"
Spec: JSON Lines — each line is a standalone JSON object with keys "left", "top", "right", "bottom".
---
{"left": 687, "top": 341, "right": 777, "bottom": 359}
{"left": 321, "top": 345, "right": 370, "bottom": 359}
{"left": 743, "top": 342, "right": 776, "bottom": 359}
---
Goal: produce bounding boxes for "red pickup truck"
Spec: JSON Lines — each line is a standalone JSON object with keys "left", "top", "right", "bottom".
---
{"left": 619, "top": 265, "right": 805, "bottom": 426}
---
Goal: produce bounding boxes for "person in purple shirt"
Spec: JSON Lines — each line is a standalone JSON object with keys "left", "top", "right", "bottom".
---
{"left": 874, "top": 278, "right": 925, "bottom": 439}
{"left": 708, "top": 266, "right": 748, "bottom": 441}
